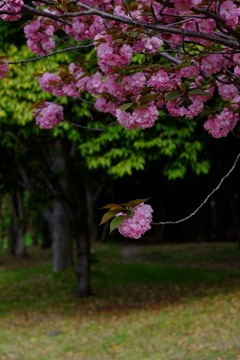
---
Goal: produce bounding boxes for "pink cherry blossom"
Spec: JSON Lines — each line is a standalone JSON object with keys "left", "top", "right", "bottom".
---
{"left": 0, "top": 0, "right": 23, "bottom": 21}
{"left": 148, "top": 70, "right": 174, "bottom": 92}
{"left": 180, "top": 66, "right": 199, "bottom": 78}
{"left": 183, "top": 18, "right": 216, "bottom": 46}
{"left": 217, "top": 79, "right": 239, "bottom": 101}
{"left": 167, "top": 93, "right": 207, "bottom": 119}
{"left": 204, "top": 108, "right": 239, "bottom": 138}
{"left": 117, "top": 203, "right": 153, "bottom": 239}
{"left": 220, "top": 1, "right": 239, "bottom": 29}
{"left": 24, "top": 19, "right": 58, "bottom": 55}
{"left": 85, "top": 72, "right": 103, "bottom": 95}
{"left": 116, "top": 103, "right": 159, "bottom": 129}
{"left": 234, "top": 65, "right": 240, "bottom": 76}
{"left": 116, "top": 109, "right": 135, "bottom": 129}
{"left": 0, "top": 60, "right": 8, "bottom": 78}
{"left": 95, "top": 34, "right": 133, "bottom": 74}
{"left": 201, "top": 54, "right": 224, "bottom": 75}
{"left": 233, "top": 53, "right": 240, "bottom": 65}
{"left": 231, "top": 96, "right": 240, "bottom": 110}
{"left": 144, "top": 36, "right": 163, "bottom": 54}
{"left": 171, "top": 0, "right": 201, "bottom": 13}
{"left": 64, "top": 15, "right": 104, "bottom": 41}
{"left": 179, "top": 99, "right": 204, "bottom": 118}
{"left": 94, "top": 97, "right": 118, "bottom": 115}
{"left": 34, "top": 102, "right": 64, "bottom": 129}
{"left": 38, "top": 73, "right": 64, "bottom": 97}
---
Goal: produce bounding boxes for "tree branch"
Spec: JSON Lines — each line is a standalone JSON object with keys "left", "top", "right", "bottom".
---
{"left": 152, "top": 152, "right": 240, "bottom": 226}
{"left": 72, "top": 2, "right": 239, "bottom": 49}
{"left": 7, "top": 44, "right": 93, "bottom": 65}
{"left": 62, "top": 119, "right": 118, "bottom": 132}
{"left": 14, "top": 2, "right": 240, "bottom": 50}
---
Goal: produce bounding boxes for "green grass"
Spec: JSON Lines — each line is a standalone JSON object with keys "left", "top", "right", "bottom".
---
{"left": 1, "top": 242, "right": 240, "bottom": 360}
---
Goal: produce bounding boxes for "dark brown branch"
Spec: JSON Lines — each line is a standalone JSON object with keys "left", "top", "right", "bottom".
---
{"left": 73, "top": 2, "right": 239, "bottom": 49}
{"left": 17, "top": 2, "right": 239, "bottom": 49}
{"left": 8, "top": 44, "right": 93, "bottom": 65}
{"left": 152, "top": 152, "right": 240, "bottom": 226}
{"left": 21, "top": 4, "right": 72, "bottom": 25}
{"left": 62, "top": 119, "right": 118, "bottom": 132}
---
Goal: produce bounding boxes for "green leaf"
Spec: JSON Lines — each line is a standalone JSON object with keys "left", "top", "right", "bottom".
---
{"left": 119, "top": 102, "right": 133, "bottom": 112}
{"left": 188, "top": 89, "right": 211, "bottom": 96}
{"left": 179, "top": 83, "right": 187, "bottom": 93}
{"left": 175, "top": 62, "right": 192, "bottom": 69}
{"left": 125, "top": 31, "right": 139, "bottom": 37}
{"left": 165, "top": 91, "right": 181, "bottom": 102}
{"left": 109, "top": 215, "right": 125, "bottom": 234}
{"left": 99, "top": 209, "right": 122, "bottom": 226}
{"left": 139, "top": 93, "right": 158, "bottom": 104}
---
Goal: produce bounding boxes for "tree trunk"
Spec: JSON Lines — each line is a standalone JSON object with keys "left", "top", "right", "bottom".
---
{"left": 7, "top": 215, "right": 16, "bottom": 255}
{"left": 51, "top": 199, "right": 73, "bottom": 272}
{"left": 41, "top": 209, "right": 53, "bottom": 249}
{"left": 9, "top": 193, "right": 27, "bottom": 258}
{"left": 85, "top": 183, "right": 98, "bottom": 243}
{"left": 15, "top": 192, "right": 26, "bottom": 258}
{"left": 61, "top": 139, "right": 92, "bottom": 297}
{"left": 76, "top": 228, "right": 92, "bottom": 297}
{"left": 85, "top": 182, "right": 104, "bottom": 243}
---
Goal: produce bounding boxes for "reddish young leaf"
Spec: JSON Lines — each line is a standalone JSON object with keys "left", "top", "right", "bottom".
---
{"left": 99, "top": 209, "right": 123, "bottom": 226}
{"left": 120, "top": 198, "right": 150, "bottom": 209}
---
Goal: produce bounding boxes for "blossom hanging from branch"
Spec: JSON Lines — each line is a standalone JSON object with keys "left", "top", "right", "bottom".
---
{"left": 100, "top": 198, "right": 153, "bottom": 239}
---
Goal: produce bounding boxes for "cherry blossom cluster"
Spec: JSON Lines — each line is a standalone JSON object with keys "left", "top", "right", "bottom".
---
{"left": 0, "top": 0, "right": 240, "bottom": 136}
{"left": 0, "top": 60, "right": 8, "bottom": 78}
{"left": 24, "top": 19, "right": 59, "bottom": 56}
{"left": 34, "top": 102, "right": 64, "bottom": 129}
{"left": 117, "top": 203, "right": 153, "bottom": 239}
{"left": 203, "top": 108, "right": 239, "bottom": 138}
{"left": 116, "top": 103, "right": 159, "bottom": 130}
{"left": 0, "top": 0, "right": 23, "bottom": 21}
{"left": 64, "top": 15, "right": 104, "bottom": 42}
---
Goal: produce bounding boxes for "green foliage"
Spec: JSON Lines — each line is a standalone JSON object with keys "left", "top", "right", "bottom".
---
{"left": 79, "top": 117, "right": 209, "bottom": 179}
{"left": 0, "top": 43, "right": 210, "bottom": 186}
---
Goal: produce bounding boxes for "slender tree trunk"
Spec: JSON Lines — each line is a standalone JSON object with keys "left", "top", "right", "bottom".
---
{"left": 76, "top": 228, "right": 92, "bottom": 297}
{"left": 8, "top": 214, "right": 16, "bottom": 255}
{"left": 51, "top": 199, "right": 73, "bottom": 272}
{"left": 9, "top": 193, "right": 27, "bottom": 258}
{"left": 15, "top": 192, "right": 26, "bottom": 258}
{"left": 85, "top": 182, "right": 104, "bottom": 243}
{"left": 41, "top": 209, "right": 53, "bottom": 249}
{"left": 85, "top": 183, "right": 98, "bottom": 243}
{"left": 61, "top": 139, "right": 92, "bottom": 297}
{"left": 40, "top": 146, "right": 74, "bottom": 271}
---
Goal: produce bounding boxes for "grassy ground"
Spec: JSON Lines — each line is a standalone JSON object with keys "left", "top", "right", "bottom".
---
{"left": 1, "top": 242, "right": 240, "bottom": 360}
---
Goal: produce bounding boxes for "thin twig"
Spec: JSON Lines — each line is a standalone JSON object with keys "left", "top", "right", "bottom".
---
{"left": 8, "top": 44, "right": 93, "bottom": 65}
{"left": 62, "top": 119, "right": 118, "bottom": 131}
{"left": 152, "top": 152, "right": 240, "bottom": 225}
{"left": 77, "top": 96, "right": 94, "bottom": 105}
